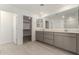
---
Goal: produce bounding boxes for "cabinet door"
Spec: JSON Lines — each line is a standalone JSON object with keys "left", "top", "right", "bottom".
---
{"left": 62, "top": 36, "right": 76, "bottom": 52}
{"left": 54, "top": 32, "right": 76, "bottom": 37}
{"left": 77, "top": 34, "right": 79, "bottom": 54}
{"left": 54, "top": 35, "right": 65, "bottom": 49}
{"left": 36, "top": 31, "right": 44, "bottom": 42}
{"left": 54, "top": 33, "right": 76, "bottom": 53}
{"left": 44, "top": 31, "right": 53, "bottom": 45}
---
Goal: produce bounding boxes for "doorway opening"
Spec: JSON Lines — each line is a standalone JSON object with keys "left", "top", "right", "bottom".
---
{"left": 23, "top": 15, "right": 32, "bottom": 44}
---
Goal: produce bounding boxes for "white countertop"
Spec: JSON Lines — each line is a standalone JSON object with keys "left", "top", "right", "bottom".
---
{"left": 36, "top": 28, "right": 79, "bottom": 33}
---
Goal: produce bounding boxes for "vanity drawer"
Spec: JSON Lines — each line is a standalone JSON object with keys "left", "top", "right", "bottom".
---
{"left": 36, "top": 31, "right": 44, "bottom": 42}
{"left": 54, "top": 35, "right": 76, "bottom": 52}
{"left": 54, "top": 32, "right": 76, "bottom": 37}
{"left": 77, "top": 33, "right": 79, "bottom": 37}
{"left": 44, "top": 31, "right": 54, "bottom": 45}
{"left": 44, "top": 32, "right": 53, "bottom": 39}
{"left": 76, "top": 36, "right": 79, "bottom": 54}
{"left": 44, "top": 38, "right": 53, "bottom": 45}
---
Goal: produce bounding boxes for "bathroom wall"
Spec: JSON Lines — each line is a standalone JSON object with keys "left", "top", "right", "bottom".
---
{"left": 0, "top": 4, "right": 32, "bottom": 45}
{"left": 0, "top": 10, "right": 16, "bottom": 44}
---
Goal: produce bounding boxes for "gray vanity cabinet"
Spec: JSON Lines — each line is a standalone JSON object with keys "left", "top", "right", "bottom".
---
{"left": 54, "top": 35, "right": 65, "bottom": 49}
{"left": 62, "top": 36, "right": 76, "bottom": 52}
{"left": 76, "top": 34, "right": 79, "bottom": 54}
{"left": 36, "top": 31, "right": 77, "bottom": 53}
{"left": 44, "top": 31, "right": 53, "bottom": 45}
{"left": 54, "top": 32, "right": 76, "bottom": 53}
{"left": 36, "top": 31, "right": 44, "bottom": 42}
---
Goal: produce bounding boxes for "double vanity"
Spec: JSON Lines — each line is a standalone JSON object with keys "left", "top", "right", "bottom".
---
{"left": 36, "top": 31, "right": 79, "bottom": 54}
{"left": 36, "top": 7, "right": 79, "bottom": 54}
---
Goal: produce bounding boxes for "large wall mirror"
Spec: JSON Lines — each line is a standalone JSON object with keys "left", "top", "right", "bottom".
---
{"left": 36, "top": 7, "right": 79, "bottom": 32}
{"left": 64, "top": 8, "right": 78, "bottom": 29}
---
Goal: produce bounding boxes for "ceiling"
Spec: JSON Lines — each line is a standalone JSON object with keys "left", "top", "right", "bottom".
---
{"left": 11, "top": 4, "right": 78, "bottom": 17}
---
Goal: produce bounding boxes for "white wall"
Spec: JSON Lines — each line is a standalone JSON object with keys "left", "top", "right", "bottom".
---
{"left": 0, "top": 4, "right": 32, "bottom": 45}
{"left": 0, "top": 11, "right": 16, "bottom": 44}
{"left": 32, "top": 16, "right": 36, "bottom": 41}
{"left": 13, "top": 14, "right": 17, "bottom": 44}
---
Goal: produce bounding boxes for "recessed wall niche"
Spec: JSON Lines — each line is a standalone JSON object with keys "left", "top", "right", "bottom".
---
{"left": 36, "top": 19, "right": 43, "bottom": 28}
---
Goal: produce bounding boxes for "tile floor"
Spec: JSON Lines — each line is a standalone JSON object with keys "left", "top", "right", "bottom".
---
{"left": 0, "top": 41, "right": 74, "bottom": 55}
